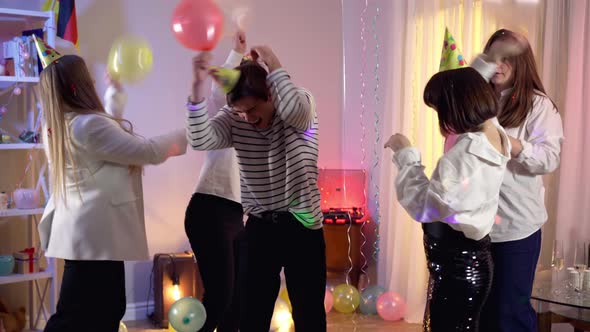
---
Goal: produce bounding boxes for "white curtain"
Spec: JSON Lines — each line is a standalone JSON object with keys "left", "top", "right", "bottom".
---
{"left": 555, "top": 0, "right": 590, "bottom": 263}
{"left": 375, "top": 0, "right": 548, "bottom": 323}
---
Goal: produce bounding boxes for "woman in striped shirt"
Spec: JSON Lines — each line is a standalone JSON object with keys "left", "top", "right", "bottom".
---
{"left": 186, "top": 47, "right": 326, "bottom": 331}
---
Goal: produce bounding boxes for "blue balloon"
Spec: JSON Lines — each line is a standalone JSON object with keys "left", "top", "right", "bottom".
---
{"left": 168, "top": 297, "right": 207, "bottom": 332}
{"left": 359, "top": 285, "right": 386, "bottom": 315}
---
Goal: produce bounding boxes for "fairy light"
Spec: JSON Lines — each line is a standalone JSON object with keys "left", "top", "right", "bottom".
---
{"left": 370, "top": 4, "right": 382, "bottom": 262}
{"left": 357, "top": 0, "right": 371, "bottom": 292}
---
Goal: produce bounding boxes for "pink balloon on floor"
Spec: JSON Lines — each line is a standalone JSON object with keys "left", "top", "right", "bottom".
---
{"left": 376, "top": 291, "right": 406, "bottom": 321}
{"left": 324, "top": 289, "right": 333, "bottom": 313}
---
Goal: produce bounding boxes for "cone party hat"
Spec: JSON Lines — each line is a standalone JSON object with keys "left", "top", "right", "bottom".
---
{"left": 439, "top": 27, "right": 466, "bottom": 71}
{"left": 33, "top": 35, "right": 63, "bottom": 69}
{"left": 210, "top": 66, "right": 241, "bottom": 94}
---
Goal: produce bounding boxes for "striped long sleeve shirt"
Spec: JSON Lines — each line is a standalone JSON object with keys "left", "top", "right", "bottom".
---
{"left": 186, "top": 68, "right": 322, "bottom": 229}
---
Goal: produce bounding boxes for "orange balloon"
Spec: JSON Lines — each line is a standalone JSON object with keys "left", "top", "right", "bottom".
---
{"left": 171, "top": 0, "right": 224, "bottom": 51}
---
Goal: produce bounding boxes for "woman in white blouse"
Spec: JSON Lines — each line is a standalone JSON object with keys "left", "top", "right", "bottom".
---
{"left": 183, "top": 31, "right": 246, "bottom": 332}
{"left": 37, "top": 48, "right": 186, "bottom": 331}
{"left": 477, "top": 29, "right": 564, "bottom": 332}
{"left": 386, "top": 67, "right": 510, "bottom": 331}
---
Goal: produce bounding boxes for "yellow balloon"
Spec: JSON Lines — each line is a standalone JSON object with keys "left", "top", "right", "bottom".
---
{"left": 107, "top": 35, "right": 153, "bottom": 84}
{"left": 118, "top": 321, "right": 128, "bottom": 332}
{"left": 279, "top": 287, "right": 292, "bottom": 312}
{"left": 333, "top": 283, "right": 360, "bottom": 314}
{"left": 270, "top": 298, "right": 293, "bottom": 331}
{"left": 168, "top": 322, "right": 177, "bottom": 332}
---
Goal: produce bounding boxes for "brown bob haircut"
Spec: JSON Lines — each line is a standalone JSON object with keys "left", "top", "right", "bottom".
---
{"left": 423, "top": 67, "right": 498, "bottom": 136}
{"left": 226, "top": 60, "right": 269, "bottom": 106}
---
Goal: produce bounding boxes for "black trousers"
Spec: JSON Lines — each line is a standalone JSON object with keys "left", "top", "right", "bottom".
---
{"left": 184, "top": 193, "right": 244, "bottom": 332}
{"left": 422, "top": 223, "right": 493, "bottom": 332}
{"left": 480, "top": 229, "right": 542, "bottom": 332}
{"left": 239, "top": 211, "right": 327, "bottom": 332}
{"left": 44, "top": 260, "right": 125, "bottom": 332}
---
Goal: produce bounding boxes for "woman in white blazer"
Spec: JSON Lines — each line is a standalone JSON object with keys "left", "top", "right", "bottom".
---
{"left": 37, "top": 52, "right": 186, "bottom": 332}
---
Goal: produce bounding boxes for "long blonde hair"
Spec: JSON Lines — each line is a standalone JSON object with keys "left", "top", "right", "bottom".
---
{"left": 39, "top": 54, "right": 137, "bottom": 204}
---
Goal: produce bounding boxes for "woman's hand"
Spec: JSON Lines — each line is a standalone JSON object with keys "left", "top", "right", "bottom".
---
{"left": 384, "top": 133, "right": 412, "bottom": 152}
{"left": 104, "top": 71, "right": 123, "bottom": 92}
{"left": 234, "top": 30, "right": 247, "bottom": 54}
{"left": 190, "top": 52, "right": 213, "bottom": 103}
{"left": 250, "top": 46, "right": 282, "bottom": 72}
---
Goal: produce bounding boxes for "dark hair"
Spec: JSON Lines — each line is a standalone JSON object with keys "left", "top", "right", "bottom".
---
{"left": 484, "top": 28, "right": 556, "bottom": 128}
{"left": 226, "top": 60, "right": 269, "bottom": 106}
{"left": 423, "top": 67, "right": 498, "bottom": 136}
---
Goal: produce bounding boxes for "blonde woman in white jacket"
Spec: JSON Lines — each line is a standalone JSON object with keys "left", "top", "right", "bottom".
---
{"left": 36, "top": 47, "right": 186, "bottom": 331}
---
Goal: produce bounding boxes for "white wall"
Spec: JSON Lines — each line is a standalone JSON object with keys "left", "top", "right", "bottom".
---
{"left": 71, "top": 0, "right": 342, "bottom": 314}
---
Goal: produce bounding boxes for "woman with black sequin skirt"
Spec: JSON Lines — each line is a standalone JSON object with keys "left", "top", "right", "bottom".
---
{"left": 385, "top": 58, "right": 523, "bottom": 330}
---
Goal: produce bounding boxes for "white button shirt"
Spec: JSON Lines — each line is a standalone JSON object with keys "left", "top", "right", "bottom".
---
{"left": 394, "top": 122, "right": 511, "bottom": 241}
{"left": 470, "top": 56, "right": 564, "bottom": 242}
{"left": 494, "top": 91, "right": 563, "bottom": 241}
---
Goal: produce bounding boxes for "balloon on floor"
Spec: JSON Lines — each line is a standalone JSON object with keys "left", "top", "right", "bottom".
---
{"left": 376, "top": 291, "right": 406, "bottom": 321}
{"left": 168, "top": 297, "right": 207, "bottom": 332}
{"left": 360, "top": 285, "right": 386, "bottom": 315}
{"left": 270, "top": 298, "right": 293, "bottom": 331}
{"left": 324, "top": 288, "right": 334, "bottom": 313}
{"left": 332, "top": 283, "right": 360, "bottom": 314}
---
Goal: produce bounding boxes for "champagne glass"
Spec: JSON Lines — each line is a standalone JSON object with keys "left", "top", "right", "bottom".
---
{"left": 573, "top": 241, "right": 588, "bottom": 271}
{"left": 551, "top": 240, "right": 565, "bottom": 291}
{"left": 551, "top": 240, "right": 565, "bottom": 273}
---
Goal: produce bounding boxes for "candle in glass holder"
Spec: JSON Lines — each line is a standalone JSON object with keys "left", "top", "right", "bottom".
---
{"left": 569, "top": 270, "right": 581, "bottom": 291}
{"left": 583, "top": 270, "right": 590, "bottom": 292}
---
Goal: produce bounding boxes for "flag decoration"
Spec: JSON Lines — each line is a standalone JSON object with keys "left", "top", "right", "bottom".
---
{"left": 439, "top": 27, "right": 466, "bottom": 71}
{"left": 42, "top": 0, "right": 78, "bottom": 48}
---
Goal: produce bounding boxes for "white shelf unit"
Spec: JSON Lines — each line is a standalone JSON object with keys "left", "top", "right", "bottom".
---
{"left": 0, "top": 8, "right": 51, "bottom": 20}
{"left": 0, "top": 208, "right": 45, "bottom": 217}
{"left": 0, "top": 270, "right": 53, "bottom": 286}
{"left": 0, "top": 5, "right": 57, "bottom": 331}
{"left": 0, "top": 76, "right": 40, "bottom": 89}
{"left": 0, "top": 143, "right": 43, "bottom": 150}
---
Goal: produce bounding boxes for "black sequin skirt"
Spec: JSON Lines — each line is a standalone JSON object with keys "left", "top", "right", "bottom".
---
{"left": 422, "top": 223, "right": 493, "bottom": 332}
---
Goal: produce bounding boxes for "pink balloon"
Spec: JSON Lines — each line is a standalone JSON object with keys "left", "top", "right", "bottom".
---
{"left": 324, "top": 289, "right": 333, "bottom": 313}
{"left": 376, "top": 291, "right": 406, "bottom": 321}
{"left": 171, "top": 0, "right": 224, "bottom": 51}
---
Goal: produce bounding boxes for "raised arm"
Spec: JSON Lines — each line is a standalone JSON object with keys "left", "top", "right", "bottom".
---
{"left": 103, "top": 73, "right": 127, "bottom": 118}
{"left": 187, "top": 52, "right": 234, "bottom": 150}
{"left": 209, "top": 31, "right": 247, "bottom": 111}
{"left": 386, "top": 134, "right": 480, "bottom": 225}
{"left": 251, "top": 46, "right": 316, "bottom": 131}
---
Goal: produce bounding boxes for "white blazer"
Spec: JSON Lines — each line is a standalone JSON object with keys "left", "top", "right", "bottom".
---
{"left": 38, "top": 87, "right": 187, "bottom": 261}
